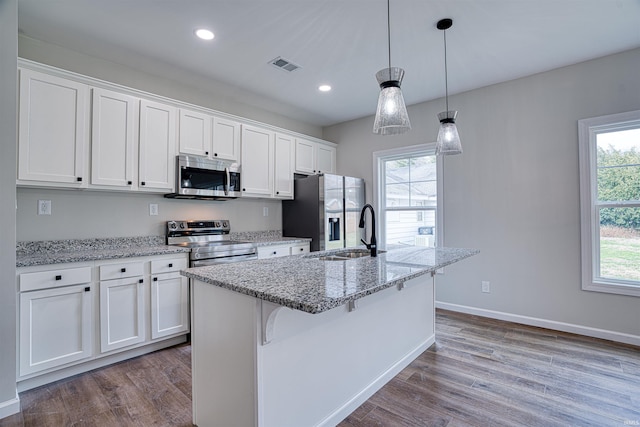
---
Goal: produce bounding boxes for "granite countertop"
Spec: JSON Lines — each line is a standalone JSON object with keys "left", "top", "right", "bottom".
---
{"left": 182, "top": 246, "right": 479, "bottom": 314}
{"left": 15, "top": 232, "right": 311, "bottom": 267}
{"left": 16, "top": 236, "right": 190, "bottom": 267}
{"left": 229, "top": 230, "right": 311, "bottom": 246}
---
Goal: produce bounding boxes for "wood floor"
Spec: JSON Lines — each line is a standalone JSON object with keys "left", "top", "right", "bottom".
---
{"left": 2, "top": 310, "right": 639, "bottom": 427}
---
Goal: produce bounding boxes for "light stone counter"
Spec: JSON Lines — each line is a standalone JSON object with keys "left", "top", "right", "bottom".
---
{"left": 183, "top": 246, "right": 477, "bottom": 314}
{"left": 16, "top": 236, "right": 189, "bottom": 267}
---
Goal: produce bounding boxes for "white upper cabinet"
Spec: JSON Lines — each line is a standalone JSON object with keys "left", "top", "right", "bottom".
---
{"left": 274, "top": 133, "right": 295, "bottom": 199}
{"left": 90, "top": 88, "right": 137, "bottom": 189}
{"left": 139, "top": 100, "right": 177, "bottom": 192}
{"left": 178, "top": 108, "right": 212, "bottom": 157}
{"left": 241, "top": 125, "right": 274, "bottom": 197}
{"left": 294, "top": 138, "right": 316, "bottom": 175}
{"left": 212, "top": 117, "right": 241, "bottom": 162}
{"left": 18, "top": 69, "right": 89, "bottom": 187}
{"left": 316, "top": 143, "right": 337, "bottom": 175}
{"left": 295, "top": 139, "right": 337, "bottom": 175}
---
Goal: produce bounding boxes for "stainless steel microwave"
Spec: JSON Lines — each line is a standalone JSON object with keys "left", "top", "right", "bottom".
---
{"left": 165, "top": 155, "right": 241, "bottom": 200}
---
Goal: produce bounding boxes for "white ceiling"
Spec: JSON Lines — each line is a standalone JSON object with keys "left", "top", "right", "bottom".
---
{"left": 17, "top": 0, "right": 640, "bottom": 127}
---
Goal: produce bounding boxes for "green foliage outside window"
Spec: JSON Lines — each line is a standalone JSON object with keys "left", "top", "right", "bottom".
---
{"left": 597, "top": 146, "right": 640, "bottom": 229}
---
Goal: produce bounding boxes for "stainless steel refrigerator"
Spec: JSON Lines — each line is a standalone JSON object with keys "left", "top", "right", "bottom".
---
{"left": 282, "top": 174, "right": 365, "bottom": 252}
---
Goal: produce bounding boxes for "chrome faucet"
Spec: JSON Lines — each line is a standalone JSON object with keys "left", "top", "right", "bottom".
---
{"left": 359, "top": 204, "right": 377, "bottom": 257}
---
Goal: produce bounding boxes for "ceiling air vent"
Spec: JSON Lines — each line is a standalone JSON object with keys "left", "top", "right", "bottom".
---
{"left": 270, "top": 57, "right": 301, "bottom": 72}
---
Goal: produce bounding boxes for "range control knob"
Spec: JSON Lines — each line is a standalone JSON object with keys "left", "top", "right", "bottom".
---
{"left": 214, "top": 221, "right": 221, "bottom": 228}
{"left": 168, "top": 221, "right": 177, "bottom": 230}
{"left": 222, "top": 221, "right": 229, "bottom": 228}
{"left": 179, "top": 222, "right": 185, "bottom": 229}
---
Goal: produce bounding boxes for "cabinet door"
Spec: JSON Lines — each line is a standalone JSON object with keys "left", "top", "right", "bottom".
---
{"left": 18, "top": 69, "right": 89, "bottom": 187}
{"left": 212, "top": 117, "right": 241, "bottom": 162}
{"left": 179, "top": 108, "right": 212, "bottom": 157}
{"left": 294, "top": 138, "right": 316, "bottom": 175}
{"left": 99, "top": 277, "right": 146, "bottom": 353}
{"left": 19, "top": 284, "right": 93, "bottom": 376}
{"left": 91, "top": 88, "right": 137, "bottom": 188}
{"left": 316, "top": 144, "right": 336, "bottom": 174}
{"left": 139, "top": 99, "right": 177, "bottom": 192}
{"left": 151, "top": 273, "right": 189, "bottom": 339}
{"left": 274, "top": 133, "right": 294, "bottom": 199}
{"left": 241, "top": 125, "right": 274, "bottom": 197}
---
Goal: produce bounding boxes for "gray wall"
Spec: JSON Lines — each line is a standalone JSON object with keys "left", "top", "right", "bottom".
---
{"left": 0, "top": 0, "right": 18, "bottom": 415}
{"left": 17, "top": 188, "right": 282, "bottom": 241}
{"left": 15, "top": 35, "right": 326, "bottom": 242}
{"left": 324, "top": 48, "right": 640, "bottom": 337}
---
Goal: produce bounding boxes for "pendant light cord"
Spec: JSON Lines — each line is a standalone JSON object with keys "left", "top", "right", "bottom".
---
{"left": 387, "top": 0, "right": 391, "bottom": 70}
{"left": 444, "top": 28, "right": 449, "bottom": 113}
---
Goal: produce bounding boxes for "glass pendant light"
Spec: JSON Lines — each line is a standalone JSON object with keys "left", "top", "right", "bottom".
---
{"left": 435, "top": 18, "right": 462, "bottom": 155}
{"left": 373, "top": 0, "right": 411, "bottom": 135}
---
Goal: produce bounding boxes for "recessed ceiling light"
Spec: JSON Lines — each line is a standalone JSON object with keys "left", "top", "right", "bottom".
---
{"left": 318, "top": 85, "right": 332, "bottom": 92}
{"left": 195, "top": 29, "right": 214, "bottom": 41}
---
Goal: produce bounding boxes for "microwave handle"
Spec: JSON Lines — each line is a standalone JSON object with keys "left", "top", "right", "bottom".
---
{"left": 224, "top": 167, "right": 230, "bottom": 196}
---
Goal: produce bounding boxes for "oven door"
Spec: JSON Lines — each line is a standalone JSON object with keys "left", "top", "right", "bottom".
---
{"left": 191, "top": 254, "right": 257, "bottom": 267}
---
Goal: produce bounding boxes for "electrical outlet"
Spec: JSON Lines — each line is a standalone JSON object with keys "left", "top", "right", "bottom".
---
{"left": 149, "top": 204, "right": 159, "bottom": 216}
{"left": 38, "top": 200, "right": 52, "bottom": 215}
{"left": 481, "top": 281, "right": 490, "bottom": 293}
{"left": 263, "top": 207, "right": 269, "bottom": 217}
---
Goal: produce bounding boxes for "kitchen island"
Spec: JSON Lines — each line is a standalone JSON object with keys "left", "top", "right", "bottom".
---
{"left": 183, "top": 246, "right": 477, "bottom": 427}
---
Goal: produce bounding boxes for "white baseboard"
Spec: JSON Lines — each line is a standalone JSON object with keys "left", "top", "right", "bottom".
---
{"left": 436, "top": 302, "right": 640, "bottom": 347}
{"left": 319, "top": 335, "right": 435, "bottom": 427}
{"left": 0, "top": 392, "right": 20, "bottom": 420}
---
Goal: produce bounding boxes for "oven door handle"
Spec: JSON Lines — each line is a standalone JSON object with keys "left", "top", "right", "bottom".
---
{"left": 224, "top": 167, "right": 230, "bottom": 196}
{"left": 191, "top": 254, "right": 257, "bottom": 267}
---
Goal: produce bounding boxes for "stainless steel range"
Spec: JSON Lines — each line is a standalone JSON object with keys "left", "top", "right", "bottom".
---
{"left": 166, "top": 220, "right": 257, "bottom": 267}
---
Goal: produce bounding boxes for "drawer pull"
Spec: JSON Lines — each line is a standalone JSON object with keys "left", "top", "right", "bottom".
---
{"left": 153, "top": 277, "right": 158, "bottom": 282}
{"left": 300, "top": 247, "right": 304, "bottom": 251}
{"left": 168, "top": 263, "right": 173, "bottom": 268}
{"left": 84, "top": 287, "right": 90, "bottom": 292}
{"left": 273, "top": 251, "right": 277, "bottom": 255}
{"left": 55, "top": 275, "right": 62, "bottom": 281}
{"left": 139, "top": 279, "right": 144, "bottom": 283}
{"left": 120, "top": 268, "right": 126, "bottom": 273}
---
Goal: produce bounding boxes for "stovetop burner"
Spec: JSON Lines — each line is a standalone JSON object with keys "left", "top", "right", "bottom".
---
{"left": 166, "top": 220, "right": 256, "bottom": 264}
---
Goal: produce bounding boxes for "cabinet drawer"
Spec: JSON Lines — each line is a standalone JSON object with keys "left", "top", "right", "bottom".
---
{"left": 99, "top": 261, "right": 144, "bottom": 281}
{"left": 290, "top": 243, "right": 310, "bottom": 255}
{"left": 20, "top": 266, "right": 92, "bottom": 292}
{"left": 258, "top": 245, "right": 290, "bottom": 259}
{"left": 151, "top": 257, "right": 187, "bottom": 275}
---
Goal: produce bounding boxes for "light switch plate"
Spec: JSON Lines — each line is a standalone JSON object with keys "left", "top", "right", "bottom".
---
{"left": 481, "top": 281, "right": 490, "bottom": 293}
{"left": 38, "top": 200, "right": 52, "bottom": 215}
{"left": 149, "top": 204, "right": 159, "bottom": 216}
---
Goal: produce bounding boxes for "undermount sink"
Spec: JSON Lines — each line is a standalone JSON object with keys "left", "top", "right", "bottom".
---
{"left": 316, "top": 249, "right": 386, "bottom": 261}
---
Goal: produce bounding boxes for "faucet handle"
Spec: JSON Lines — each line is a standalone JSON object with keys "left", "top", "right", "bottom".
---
{"left": 360, "top": 239, "right": 371, "bottom": 249}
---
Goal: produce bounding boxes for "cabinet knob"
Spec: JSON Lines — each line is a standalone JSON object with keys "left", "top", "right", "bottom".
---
{"left": 168, "top": 263, "right": 173, "bottom": 268}
{"left": 127, "top": 180, "right": 132, "bottom": 185}
{"left": 313, "top": 170, "right": 316, "bottom": 173}
{"left": 55, "top": 275, "right": 62, "bottom": 280}
{"left": 141, "top": 182, "right": 146, "bottom": 186}
{"left": 276, "top": 191, "right": 279, "bottom": 195}
{"left": 77, "top": 177, "right": 83, "bottom": 182}
{"left": 300, "top": 247, "right": 304, "bottom": 251}
{"left": 153, "top": 277, "right": 158, "bottom": 282}
{"left": 273, "top": 251, "right": 277, "bottom": 255}
{"left": 214, "top": 153, "right": 218, "bottom": 157}
{"left": 139, "top": 279, "right": 144, "bottom": 283}
{"left": 120, "top": 268, "right": 126, "bottom": 273}
{"left": 84, "top": 287, "right": 90, "bottom": 292}
{"left": 242, "top": 188, "right": 246, "bottom": 191}
{"left": 205, "top": 151, "right": 209, "bottom": 155}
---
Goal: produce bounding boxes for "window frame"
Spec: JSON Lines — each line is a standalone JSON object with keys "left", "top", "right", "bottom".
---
{"left": 373, "top": 143, "right": 444, "bottom": 250}
{"left": 578, "top": 110, "right": 640, "bottom": 297}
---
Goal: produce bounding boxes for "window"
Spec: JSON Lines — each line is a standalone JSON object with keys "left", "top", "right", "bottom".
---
{"left": 578, "top": 110, "right": 640, "bottom": 297}
{"left": 374, "top": 144, "right": 443, "bottom": 249}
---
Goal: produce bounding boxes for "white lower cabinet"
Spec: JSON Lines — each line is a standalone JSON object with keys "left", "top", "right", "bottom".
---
{"left": 19, "top": 267, "right": 93, "bottom": 377}
{"left": 150, "top": 258, "right": 189, "bottom": 339}
{"left": 99, "top": 275, "right": 146, "bottom": 353}
{"left": 257, "top": 242, "right": 310, "bottom": 259}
